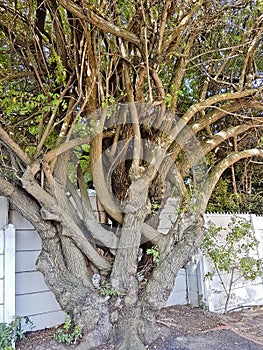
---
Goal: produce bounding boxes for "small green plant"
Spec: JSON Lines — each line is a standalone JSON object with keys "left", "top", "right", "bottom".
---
{"left": 52, "top": 315, "right": 82, "bottom": 345}
{"left": 146, "top": 245, "right": 160, "bottom": 264}
{"left": 198, "top": 294, "right": 208, "bottom": 311}
{"left": 202, "top": 216, "right": 263, "bottom": 313}
{"left": 0, "top": 316, "right": 33, "bottom": 350}
{"left": 99, "top": 283, "right": 122, "bottom": 297}
{"left": 150, "top": 201, "right": 161, "bottom": 215}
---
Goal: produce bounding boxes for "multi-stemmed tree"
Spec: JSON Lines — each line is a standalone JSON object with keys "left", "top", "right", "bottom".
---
{"left": 0, "top": 1, "right": 262, "bottom": 348}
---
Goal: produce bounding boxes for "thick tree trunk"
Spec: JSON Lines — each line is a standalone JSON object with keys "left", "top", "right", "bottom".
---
{"left": 37, "top": 248, "right": 112, "bottom": 349}
{"left": 115, "top": 305, "right": 146, "bottom": 350}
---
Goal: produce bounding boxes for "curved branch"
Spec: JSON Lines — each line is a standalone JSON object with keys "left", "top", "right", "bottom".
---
{"left": 199, "top": 149, "right": 263, "bottom": 213}
{"left": 180, "top": 123, "right": 261, "bottom": 174}
{"left": 168, "top": 88, "right": 258, "bottom": 144}
{"left": 57, "top": 0, "right": 141, "bottom": 46}
{"left": 78, "top": 167, "right": 118, "bottom": 250}
{"left": 0, "top": 126, "right": 31, "bottom": 165}
{"left": 21, "top": 167, "right": 111, "bottom": 272}
{"left": 160, "top": 1, "right": 201, "bottom": 55}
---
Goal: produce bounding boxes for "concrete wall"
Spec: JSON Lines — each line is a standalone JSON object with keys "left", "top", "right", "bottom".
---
{"left": 160, "top": 197, "right": 200, "bottom": 307}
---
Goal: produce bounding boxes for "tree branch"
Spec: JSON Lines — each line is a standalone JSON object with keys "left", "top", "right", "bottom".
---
{"left": 0, "top": 126, "right": 30, "bottom": 165}
{"left": 21, "top": 166, "right": 111, "bottom": 272}
{"left": 57, "top": 0, "right": 141, "bottom": 46}
{"left": 199, "top": 149, "right": 263, "bottom": 212}
{"left": 168, "top": 88, "right": 259, "bottom": 146}
{"left": 180, "top": 123, "right": 261, "bottom": 175}
{"left": 78, "top": 166, "right": 118, "bottom": 250}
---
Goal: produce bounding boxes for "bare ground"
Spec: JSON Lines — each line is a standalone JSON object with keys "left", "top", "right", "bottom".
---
{"left": 16, "top": 305, "right": 263, "bottom": 350}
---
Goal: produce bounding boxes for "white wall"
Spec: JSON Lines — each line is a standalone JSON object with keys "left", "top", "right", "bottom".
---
{"left": 160, "top": 207, "right": 263, "bottom": 312}
{"left": 0, "top": 196, "right": 6, "bottom": 323}
{"left": 9, "top": 207, "right": 65, "bottom": 330}
{"left": 0, "top": 197, "right": 16, "bottom": 323}
{"left": 202, "top": 213, "right": 263, "bottom": 312}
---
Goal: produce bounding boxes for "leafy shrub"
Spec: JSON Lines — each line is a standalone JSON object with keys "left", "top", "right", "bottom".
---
{"left": 0, "top": 316, "right": 33, "bottom": 350}
{"left": 52, "top": 315, "right": 82, "bottom": 345}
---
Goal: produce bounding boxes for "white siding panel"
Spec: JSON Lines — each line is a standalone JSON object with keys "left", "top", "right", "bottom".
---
{"left": 16, "top": 251, "right": 40, "bottom": 272}
{"left": 0, "top": 197, "right": 8, "bottom": 228}
{"left": 4, "top": 224, "right": 16, "bottom": 323}
{"left": 0, "top": 279, "right": 3, "bottom": 304}
{"left": 0, "top": 305, "right": 3, "bottom": 323}
{"left": 9, "top": 210, "right": 35, "bottom": 229}
{"left": 0, "top": 255, "right": 3, "bottom": 279}
{"left": 16, "top": 291, "right": 61, "bottom": 316}
{"left": 25, "top": 311, "right": 65, "bottom": 331}
{"left": 0, "top": 229, "right": 4, "bottom": 254}
{"left": 188, "top": 273, "right": 199, "bottom": 306}
{"left": 16, "top": 271, "right": 48, "bottom": 295}
{"left": 16, "top": 230, "right": 41, "bottom": 251}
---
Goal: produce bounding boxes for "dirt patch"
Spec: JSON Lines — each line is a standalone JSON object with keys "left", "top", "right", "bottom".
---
{"left": 16, "top": 305, "right": 263, "bottom": 350}
{"left": 222, "top": 305, "right": 263, "bottom": 345}
{"left": 16, "top": 327, "right": 57, "bottom": 350}
{"left": 155, "top": 305, "right": 224, "bottom": 335}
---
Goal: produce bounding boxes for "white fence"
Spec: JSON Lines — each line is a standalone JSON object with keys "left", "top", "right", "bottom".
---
{"left": 0, "top": 195, "right": 263, "bottom": 331}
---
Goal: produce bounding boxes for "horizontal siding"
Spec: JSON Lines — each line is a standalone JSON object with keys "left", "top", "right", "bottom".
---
{"left": 16, "top": 230, "right": 41, "bottom": 251}
{"left": 16, "top": 251, "right": 40, "bottom": 272}
{"left": 0, "top": 305, "right": 3, "bottom": 323}
{"left": 0, "top": 255, "right": 3, "bottom": 279}
{"left": 0, "top": 229, "right": 4, "bottom": 254}
{"left": 24, "top": 310, "right": 65, "bottom": 332}
{"left": 0, "top": 279, "right": 3, "bottom": 304}
{"left": 13, "top": 208, "right": 65, "bottom": 330}
{"left": 16, "top": 271, "right": 49, "bottom": 295}
{"left": 9, "top": 210, "right": 34, "bottom": 230}
{"left": 16, "top": 291, "right": 62, "bottom": 316}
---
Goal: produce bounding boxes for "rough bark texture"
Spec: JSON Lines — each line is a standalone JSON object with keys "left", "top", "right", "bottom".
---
{"left": 1, "top": 1, "right": 263, "bottom": 348}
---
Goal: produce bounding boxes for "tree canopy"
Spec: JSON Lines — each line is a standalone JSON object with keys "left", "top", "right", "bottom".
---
{"left": 0, "top": 1, "right": 263, "bottom": 349}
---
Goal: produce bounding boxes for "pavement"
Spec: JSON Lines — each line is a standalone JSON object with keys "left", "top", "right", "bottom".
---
{"left": 152, "top": 329, "right": 263, "bottom": 349}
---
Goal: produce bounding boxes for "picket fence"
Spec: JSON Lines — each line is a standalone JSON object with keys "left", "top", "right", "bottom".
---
{"left": 0, "top": 195, "right": 262, "bottom": 331}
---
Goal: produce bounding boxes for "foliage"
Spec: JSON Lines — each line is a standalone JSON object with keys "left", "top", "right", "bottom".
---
{"left": 52, "top": 315, "right": 82, "bottom": 345}
{"left": 0, "top": 316, "right": 33, "bottom": 350}
{"left": 202, "top": 217, "right": 263, "bottom": 312}
{"left": 0, "top": 1, "right": 263, "bottom": 346}
{"left": 208, "top": 161, "right": 263, "bottom": 215}
{"left": 146, "top": 246, "right": 160, "bottom": 264}
{"left": 207, "top": 178, "right": 242, "bottom": 213}
{"left": 99, "top": 283, "right": 123, "bottom": 297}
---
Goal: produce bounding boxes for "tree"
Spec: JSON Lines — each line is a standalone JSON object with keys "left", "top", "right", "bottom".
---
{"left": 0, "top": 1, "right": 263, "bottom": 349}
